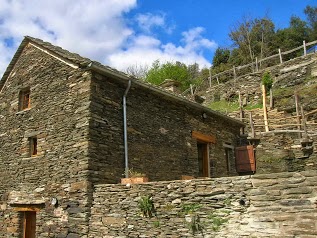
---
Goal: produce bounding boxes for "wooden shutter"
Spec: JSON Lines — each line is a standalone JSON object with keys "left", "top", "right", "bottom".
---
{"left": 235, "top": 145, "right": 256, "bottom": 173}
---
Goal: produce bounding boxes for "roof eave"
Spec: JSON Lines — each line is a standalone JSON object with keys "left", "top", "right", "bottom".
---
{"left": 88, "top": 62, "right": 245, "bottom": 128}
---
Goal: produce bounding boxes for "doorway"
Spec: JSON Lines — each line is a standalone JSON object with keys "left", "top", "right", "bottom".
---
{"left": 23, "top": 211, "right": 36, "bottom": 238}
{"left": 197, "top": 142, "right": 209, "bottom": 177}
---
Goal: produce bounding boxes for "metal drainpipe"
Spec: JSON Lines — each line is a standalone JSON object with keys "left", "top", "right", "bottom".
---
{"left": 123, "top": 80, "right": 132, "bottom": 178}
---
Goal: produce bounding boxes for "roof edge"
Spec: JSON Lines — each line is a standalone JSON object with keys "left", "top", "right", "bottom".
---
{"left": 88, "top": 62, "right": 245, "bottom": 127}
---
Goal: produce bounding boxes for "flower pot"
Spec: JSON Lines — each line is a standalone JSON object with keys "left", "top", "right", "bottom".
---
{"left": 121, "top": 176, "right": 149, "bottom": 184}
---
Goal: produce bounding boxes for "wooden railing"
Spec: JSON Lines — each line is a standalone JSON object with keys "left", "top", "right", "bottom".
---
{"left": 208, "top": 40, "right": 317, "bottom": 87}
{"left": 248, "top": 108, "right": 317, "bottom": 138}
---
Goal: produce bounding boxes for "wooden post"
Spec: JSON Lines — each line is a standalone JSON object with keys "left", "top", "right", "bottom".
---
{"left": 238, "top": 91, "right": 244, "bottom": 121}
{"left": 233, "top": 66, "right": 236, "bottom": 80}
{"left": 249, "top": 111, "right": 255, "bottom": 138}
{"left": 303, "top": 40, "right": 307, "bottom": 56}
{"left": 255, "top": 57, "right": 259, "bottom": 72}
{"left": 238, "top": 91, "right": 245, "bottom": 135}
{"left": 294, "top": 92, "right": 302, "bottom": 138}
{"left": 262, "top": 84, "right": 269, "bottom": 132}
{"left": 190, "top": 84, "right": 194, "bottom": 95}
{"left": 301, "top": 106, "right": 308, "bottom": 139}
{"left": 269, "top": 88, "right": 274, "bottom": 109}
{"left": 208, "top": 68, "right": 212, "bottom": 87}
{"left": 278, "top": 48, "right": 283, "bottom": 64}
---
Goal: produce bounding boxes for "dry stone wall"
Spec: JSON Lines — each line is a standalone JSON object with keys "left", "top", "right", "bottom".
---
{"left": 89, "top": 170, "right": 317, "bottom": 238}
{"left": 204, "top": 53, "right": 316, "bottom": 108}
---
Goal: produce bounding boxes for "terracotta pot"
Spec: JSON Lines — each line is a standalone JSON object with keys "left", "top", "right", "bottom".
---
{"left": 121, "top": 177, "right": 149, "bottom": 184}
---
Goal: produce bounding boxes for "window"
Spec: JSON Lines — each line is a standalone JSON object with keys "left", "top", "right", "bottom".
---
{"left": 29, "top": 137, "right": 37, "bottom": 157}
{"left": 19, "top": 88, "right": 31, "bottom": 111}
{"left": 223, "top": 143, "right": 235, "bottom": 175}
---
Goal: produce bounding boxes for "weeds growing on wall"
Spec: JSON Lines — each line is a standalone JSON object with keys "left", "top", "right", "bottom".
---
{"left": 188, "top": 214, "right": 204, "bottom": 234}
{"left": 207, "top": 213, "right": 229, "bottom": 231}
{"left": 180, "top": 203, "right": 202, "bottom": 215}
{"left": 138, "top": 195, "right": 156, "bottom": 218}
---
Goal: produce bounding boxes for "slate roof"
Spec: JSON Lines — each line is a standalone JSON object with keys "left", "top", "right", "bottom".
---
{"left": 0, "top": 36, "right": 245, "bottom": 127}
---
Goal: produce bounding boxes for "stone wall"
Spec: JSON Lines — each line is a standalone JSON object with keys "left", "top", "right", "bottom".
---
{"left": 89, "top": 170, "right": 317, "bottom": 238}
{"left": 88, "top": 72, "right": 242, "bottom": 184}
{"left": 0, "top": 43, "right": 92, "bottom": 237}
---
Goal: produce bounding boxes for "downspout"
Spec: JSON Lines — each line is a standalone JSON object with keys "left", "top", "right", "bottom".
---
{"left": 123, "top": 80, "right": 132, "bottom": 178}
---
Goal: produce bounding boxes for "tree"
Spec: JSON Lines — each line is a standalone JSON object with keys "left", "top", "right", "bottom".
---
{"left": 229, "top": 16, "right": 275, "bottom": 64}
{"left": 212, "top": 47, "right": 230, "bottom": 67}
{"left": 145, "top": 60, "right": 191, "bottom": 90}
{"left": 251, "top": 18, "right": 276, "bottom": 59}
{"left": 229, "top": 16, "right": 255, "bottom": 63}
{"left": 125, "top": 63, "right": 149, "bottom": 80}
{"left": 274, "top": 16, "right": 310, "bottom": 51}
{"left": 304, "top": 5, "right": 317, "bottom": 40}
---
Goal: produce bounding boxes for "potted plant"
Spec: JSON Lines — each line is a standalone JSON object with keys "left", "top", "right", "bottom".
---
{"left": 121, "top": 168, "right": 149, "bottom": 184}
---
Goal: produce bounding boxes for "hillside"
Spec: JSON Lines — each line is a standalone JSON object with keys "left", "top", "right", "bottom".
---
{"left": 194, "top": 52, "right": 317, "bottom": 173}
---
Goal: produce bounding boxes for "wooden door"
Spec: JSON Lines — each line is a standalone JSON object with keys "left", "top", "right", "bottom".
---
{"left": 24, "top": 211, "right": 36, "bottom": 238}
{"left": 197, "top": 142, "right": 209, "bottom": 177}
{"left": 235, "top": 145, "right": 256, "bottom": 173}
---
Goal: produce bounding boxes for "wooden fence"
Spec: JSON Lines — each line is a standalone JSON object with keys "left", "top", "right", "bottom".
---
{"left": 208, "top": 39, "right": 317, "bottom": 87}
{"left": 248, "top": 106, "right": 317, "bottom": 139}
{"left": 183, "top": 40, "right": 317, "bottom": 96}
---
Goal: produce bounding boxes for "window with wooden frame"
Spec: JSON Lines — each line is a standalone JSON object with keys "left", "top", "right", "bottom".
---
{"left": 29, "top": 137, "right": 37, "bottom": 157}
{"left": 19, "top": 88, "right": 31, "bottom": 111}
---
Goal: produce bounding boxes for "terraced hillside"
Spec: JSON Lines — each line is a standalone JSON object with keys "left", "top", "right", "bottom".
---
{"left": 195, "top": 53, "right": 317, "bottom": 173}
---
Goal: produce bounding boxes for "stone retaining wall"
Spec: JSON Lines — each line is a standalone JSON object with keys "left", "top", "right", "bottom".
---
{"left": 89, "top": 170, "right": 317, "bottom": 238}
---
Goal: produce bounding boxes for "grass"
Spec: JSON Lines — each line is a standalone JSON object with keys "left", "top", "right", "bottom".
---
{"left": 209, "top": 100, "right": 263, "bottom": 113}
{"left": 244, "top": 103, "right": 263, "bottom": 110}
{"left": 208, "top": 100, "right": 240, "bottom": 113}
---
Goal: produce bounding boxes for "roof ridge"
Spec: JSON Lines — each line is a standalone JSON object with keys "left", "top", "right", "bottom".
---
{"left": 1, "top": 36, "right": 244, "bottom": 126}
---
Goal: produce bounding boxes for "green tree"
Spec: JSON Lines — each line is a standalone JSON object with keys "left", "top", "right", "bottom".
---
{"left": 229, "top": 16, "right": 275, "bottom": 64}
{"left": 145, "top": 60, "right": 191, "bottom": 90}
{"left": 274, "top": 16, "right": 310, "bottom": 51}
{"left": 304, "top": 5, "right": 317, "bottom": 40}
{"left": 212, "top": 47, "right": 230, "bottom": 67}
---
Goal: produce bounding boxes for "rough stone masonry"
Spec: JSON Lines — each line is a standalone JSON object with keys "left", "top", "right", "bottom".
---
{"left": 0, "top": 37, "right": 244, "bottom": 237}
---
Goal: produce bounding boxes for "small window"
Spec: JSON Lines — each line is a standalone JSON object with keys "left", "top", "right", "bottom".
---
{"left": 19, "top": 88, "right": 31, "bottom": 111}
{"left": 29, "top": 137, "right": 37, "bottom": 157}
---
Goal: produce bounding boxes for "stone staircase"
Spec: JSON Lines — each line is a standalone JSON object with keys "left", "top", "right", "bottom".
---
{"left": 228, "top": 108, "right": 316, "bottom": 159}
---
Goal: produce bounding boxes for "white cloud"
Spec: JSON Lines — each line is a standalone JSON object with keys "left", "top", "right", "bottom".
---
{"left": 136, "top": 13, "right": 165, "bottom": 31}
{"left": 0, "top": 0, "right": 217, "bottom": 78}
{"left": 0, "top": 0, "right": 137, "bottom": 76}
{"left": 108, "top": 27, "right": 217, "bottom": 71}
{"left": 135, "top": 13, "right": 174, "bottom": 34}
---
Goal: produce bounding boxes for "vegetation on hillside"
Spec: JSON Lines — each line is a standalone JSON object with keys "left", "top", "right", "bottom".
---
{"left": 125, "top": 4, "right": 317, "bottom": 91}
{"left": 212, "top": 5, "right": 317, "bottom": 82}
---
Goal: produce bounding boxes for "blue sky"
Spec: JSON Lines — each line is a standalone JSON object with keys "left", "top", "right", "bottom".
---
{"left": 0, "top": 0, "right": 315, "bottom": 77}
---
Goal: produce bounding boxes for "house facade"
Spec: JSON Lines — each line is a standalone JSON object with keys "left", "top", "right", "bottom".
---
{"left": 0, "top": 37, "right": 244, "bottom": 237}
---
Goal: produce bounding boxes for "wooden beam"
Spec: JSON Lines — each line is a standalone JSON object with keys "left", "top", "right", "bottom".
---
{"left": 262, "top": 84, "right": 269, "bottom": 132}
{"left": 13, "top": 206, "right": 41, "bottom": 212}
{"left": 192, "top": 131, "right": 216, "bottom": 143}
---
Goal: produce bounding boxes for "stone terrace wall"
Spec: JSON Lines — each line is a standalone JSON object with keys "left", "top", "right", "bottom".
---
{"left": 203, "top": 53, "right": 317, "bottom": 107}
{"left": 89, "top": 170, "right": 317, "bottom": 238}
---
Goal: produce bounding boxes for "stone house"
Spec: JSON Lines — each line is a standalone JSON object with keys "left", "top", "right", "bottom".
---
{"left": 0, "top": 36, "right": 244, "bottom": 237}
